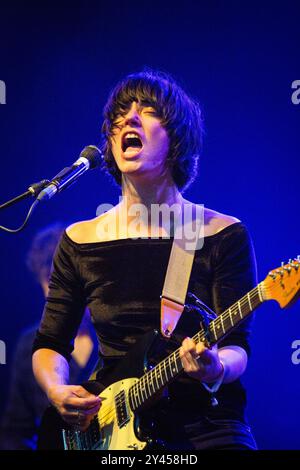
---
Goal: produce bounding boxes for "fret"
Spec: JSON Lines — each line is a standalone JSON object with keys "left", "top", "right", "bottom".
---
{"left": 194, "top": 332, "right": 200, "bottom": 345}
{"left": 138, "top": 380, "right": 146, "bottom": 403}
{"left": 210, "top": 321, "right": 218, "bottom": 342}
{"left": 133, "top": 386, "right": 140, "bottom": 408}
{"left": 166, "top": 358, "right": 172, "bottom": 381}
{"left": 148, "top": 371, "right": 155, "bottom": 395}
{"left": 247, "top": 292, "right": 253, "bottom": 310}
{"left": 156, "top": 363, "right": 163, "bottom": 388}
{"left": 142, "top": 379, "right": 148, "bottom": 401}
{"left": 162, "top": 359, "right": 169, "bottom": 383}
{"left": 154, "top": 365, "right": 160, "bottom": 390}
{"left": 129, "top": 385, "right": 139, "bottom": 411}
{"left": 144, "top": 374, "right": 152, "bottom": 397}
{"left": 168, "top": 355, "right": 174, "bottom": 378}
{"left": 211, "top": 320, "right": 217, "bottom": 342}
{"left": 255, "top": 292, "right": 259, "bottom": 308}
{"left": 233, "top": 305, "right": 239, "bottom": 317}
{"left": 129, "top": 387, "right": 135, "bottom": 409}
{"left": 232, "top": 304, "right": 239, "bottom": 324}
{"left": 256, "top": 288, "right": 261, "bottom": 307}
{"left": 224, "top": 311, "right": 233, "bottom": 331}
{"left": 158, "top": 362, "right": 164, "bottom": 387}
{"left": 129, "top": 287, "right": 265, "bottom": 412}
{"left": 146, "top": 375, "right": 152, "bottom": 397}
{"left": 258, "top": 283, "right": 263, "bottom": 302}
{"left": 173, "top": 355, "right": 178, "bottom": 374}
{"left": 237, "top": 300, "right": 243, "bottom": 319}
{"left": 132, "top": 385, "right": 139, "bottom": 408}
{"left": 140, "top": 377, "right": 149, "bottom": 400}
{"left": 142, "top": 376, "right": 149, "bottom": 398}
{"left": 241, "top": 298, "right": 248, "bottom": 316}
{"left": 228, "top": 307, "right": 234, "bottom": 326}
{"left": 151, "top": 371, "right": 156, "bottom": 393}
{"left": 175, "top": 354, "right": 182, "bottom": 374}
{"left": 128, "top": 388, "right": 133, "bottom": 410}
{"left": 144, "top": 375, "right": 150, "bottom": 399}
{"left": 220, "top": 314, "right": 225, "bottom": 333}
{"left": 172, "top": 354, "right": 179, "bottom": 375}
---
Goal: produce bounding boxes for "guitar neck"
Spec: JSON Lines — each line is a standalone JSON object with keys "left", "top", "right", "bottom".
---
{"left": 194, "top": 283, "right": 264, "bottom": 346}
{"left": 129, "top": 282, "right": 265, "bottom": 411}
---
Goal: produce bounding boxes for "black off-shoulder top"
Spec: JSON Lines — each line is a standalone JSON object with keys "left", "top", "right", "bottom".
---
{"left": 33, "top": 222, "right": 257, "bottom": 421}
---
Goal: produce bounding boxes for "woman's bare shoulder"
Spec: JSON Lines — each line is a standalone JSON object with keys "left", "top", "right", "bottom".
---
{"left": 66, "top": 211, "right": 112, "bottom": 243}
{"left": 203, "top": 207, "right": 241, "bottom": 237}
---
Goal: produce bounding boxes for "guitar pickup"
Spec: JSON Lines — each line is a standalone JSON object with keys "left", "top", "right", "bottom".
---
{"left": 115, "top": 390, "right": 130, "bottom": 428}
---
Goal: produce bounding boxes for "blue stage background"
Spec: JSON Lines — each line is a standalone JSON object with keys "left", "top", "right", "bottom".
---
{"left": 0, "top": 0, "right": 299, "bottom": 449}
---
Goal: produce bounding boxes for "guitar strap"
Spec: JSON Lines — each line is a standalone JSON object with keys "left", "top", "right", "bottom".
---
{"left": 160, "top": 204, "right": 204, "bottom": 338}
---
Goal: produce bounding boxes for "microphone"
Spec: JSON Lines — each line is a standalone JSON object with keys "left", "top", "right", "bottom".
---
{"left": 37, "top": 145, "right": 102, "bottom": 201}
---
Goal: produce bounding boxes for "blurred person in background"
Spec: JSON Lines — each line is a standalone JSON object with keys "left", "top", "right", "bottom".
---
{"left": 0, "top": 223, "right": 98, "bottom": 450}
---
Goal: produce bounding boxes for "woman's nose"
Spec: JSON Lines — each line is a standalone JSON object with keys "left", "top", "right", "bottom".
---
{"left": 124, "top": 103, "right": 141, "bottom": 126}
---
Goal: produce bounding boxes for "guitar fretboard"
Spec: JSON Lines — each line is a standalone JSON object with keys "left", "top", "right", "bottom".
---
{"left": 128, "top": 283, "right": 264, "bottom": 411}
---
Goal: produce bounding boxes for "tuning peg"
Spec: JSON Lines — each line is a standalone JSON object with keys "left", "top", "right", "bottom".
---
{"left": 275, "top": 269, "right": 285, "bottom": 277}
{"left": 275, "top": 269, "right": 283, "bottom": 276}
{"left": 293, "top": 261, "right": 300, "bottom": 270}
{"left": 281, "top": 261, "right": 285, "bottom": 267}
{"left": 289, "top": 259, "right": 293, "bottom": 264}
{"left": 297, "top": 255, "right": 300, "bottom": 262}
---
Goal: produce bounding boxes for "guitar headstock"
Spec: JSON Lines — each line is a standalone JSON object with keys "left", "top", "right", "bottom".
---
{"left": 263, "top": 257, "right": 300, "bottom": 308}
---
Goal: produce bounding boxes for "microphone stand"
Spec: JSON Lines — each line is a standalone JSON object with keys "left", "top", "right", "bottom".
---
{"left": 0, "top": 180, "right": 49, "bottom": 211}
{"left": 0, "top": 144, "right": 102, "bottom": 233}
{"left": 0, "top": 180, "right": 49, "bottom": 233}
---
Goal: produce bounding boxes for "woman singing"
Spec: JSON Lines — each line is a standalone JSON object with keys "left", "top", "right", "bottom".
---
{"left": 32, "top": 69, "right": 257, "bottom": 450}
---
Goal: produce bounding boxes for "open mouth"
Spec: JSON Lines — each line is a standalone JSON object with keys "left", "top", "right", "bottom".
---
{"left": 122, "top": 132, "right": 143, "bottom": 154}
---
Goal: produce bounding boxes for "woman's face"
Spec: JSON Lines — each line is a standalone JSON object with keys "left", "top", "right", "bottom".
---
{"left": 110, "top": 101, "right": 170, "bottom": 181}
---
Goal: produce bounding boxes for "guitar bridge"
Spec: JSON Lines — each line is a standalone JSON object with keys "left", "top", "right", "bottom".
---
{"left": 62, "top": 414, "right": 102, "bottom": 450}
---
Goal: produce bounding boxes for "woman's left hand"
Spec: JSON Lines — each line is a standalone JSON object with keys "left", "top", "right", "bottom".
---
{"left": 179, "top": 337, "right": 224, "bottom": 383}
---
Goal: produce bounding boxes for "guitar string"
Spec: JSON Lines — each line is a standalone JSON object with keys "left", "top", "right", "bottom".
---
{"left": 130, "top": 285, "right": 262, "bottom": 401}
{"left": 74, "top": 268, "right": 298, "bottom": 445}
{"left": 96, "top": 285, "right": 264, "bottom": 428}
{"left": 82, "top": 272, "right": 297, "bottom": 442}
{"left": 90, "top": 272, "right": 299, "bottom": 436}
{"left": 70, "top": 270, "right": 298, "bottom": 446}
{"left": 89, "top": 285, "right": 263, "bottom": 430}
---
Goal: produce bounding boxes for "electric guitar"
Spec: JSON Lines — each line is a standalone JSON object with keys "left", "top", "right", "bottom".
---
{"left": 38, "top": 259, "right": 300, "bottom": 450}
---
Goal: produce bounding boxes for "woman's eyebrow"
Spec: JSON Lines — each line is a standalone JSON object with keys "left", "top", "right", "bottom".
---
{"left": 139, "top": 99, "right": 155, "bottom": 107}
{"left": 112, "top": 100, "right": 156, "bottom": 122}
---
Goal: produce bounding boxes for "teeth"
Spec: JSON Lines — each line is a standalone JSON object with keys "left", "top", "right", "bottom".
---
{"left": 122, "top": 132, "right": 143, "bottom": 152}
{"left": 125, "top": 133, "right": 140, "bottom": 140}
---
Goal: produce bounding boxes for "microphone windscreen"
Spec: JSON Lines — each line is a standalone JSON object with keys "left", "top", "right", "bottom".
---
{"left": 80, "top": 145, "right": 102, "bottom": 169}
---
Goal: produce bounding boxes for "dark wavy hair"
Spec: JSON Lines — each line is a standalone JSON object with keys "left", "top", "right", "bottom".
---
{"left": 101, "top": 69, "right": 204, "bottom": 193}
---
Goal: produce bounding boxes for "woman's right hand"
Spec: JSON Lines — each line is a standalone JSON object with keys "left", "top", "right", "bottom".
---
{"left": 47, "top": 384, "right": 102, "bottom": 431}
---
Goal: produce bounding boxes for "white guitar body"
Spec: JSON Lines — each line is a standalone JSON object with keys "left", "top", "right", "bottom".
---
{"left": 39, "top": 258, "right": 300, "bottom": 451}
{"left": 63, "top": 378, "right": 147, "bottom": 450}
